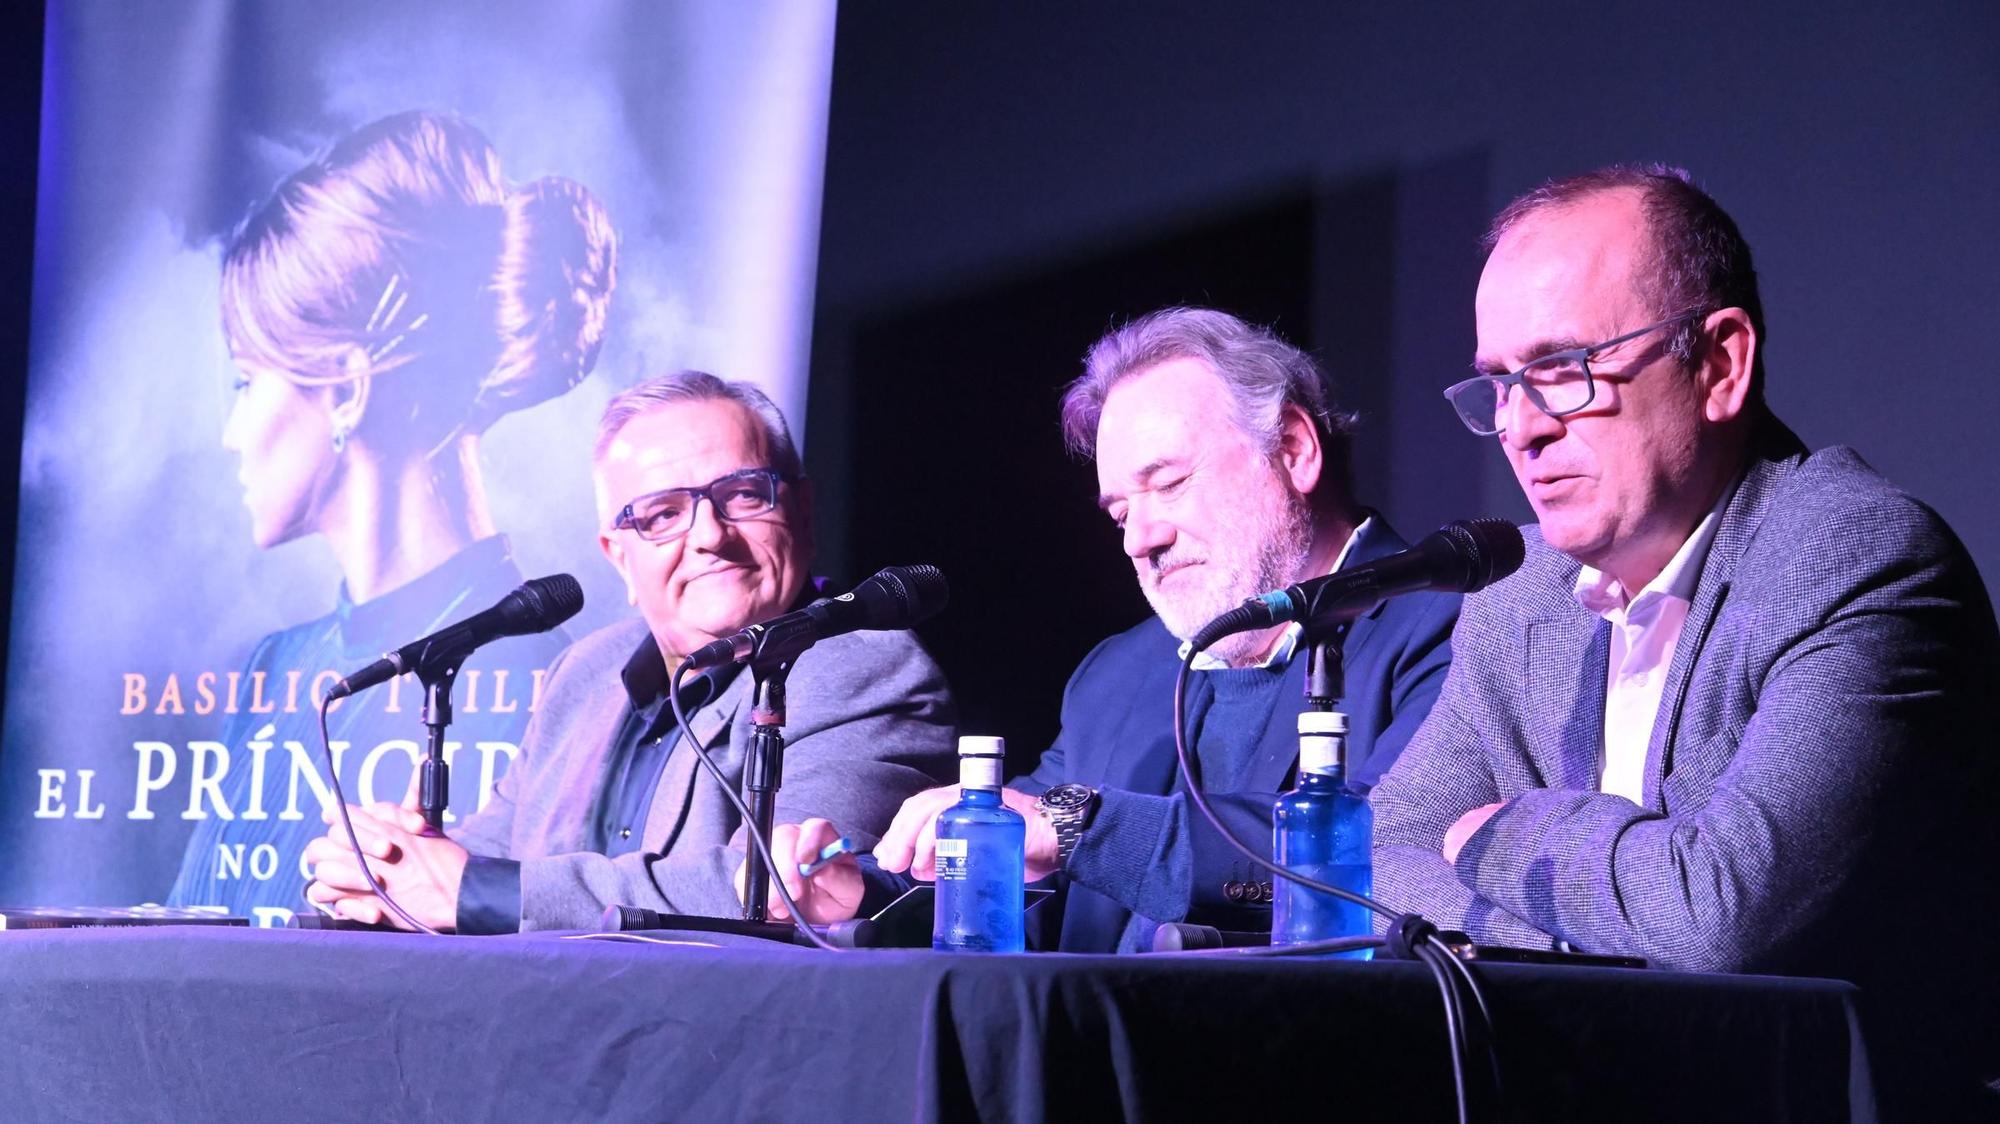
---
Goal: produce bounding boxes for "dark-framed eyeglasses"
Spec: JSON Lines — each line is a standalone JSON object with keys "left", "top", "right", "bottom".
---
{"left": 611, "top": 468, "right": 793, "bottom": 542}
{"left": 1442, "top": 311, "right": 1706, "bottom": 436}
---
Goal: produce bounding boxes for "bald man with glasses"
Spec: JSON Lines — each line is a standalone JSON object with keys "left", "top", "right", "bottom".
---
{"left": 303, "top": 370, "right": 956, "bottom": 934}
{"left": 1373, "top": 166, "right": 2000, "bottom": 1115}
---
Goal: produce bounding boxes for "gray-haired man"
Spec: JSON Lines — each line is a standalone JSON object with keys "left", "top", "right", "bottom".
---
{"left": 305, "top": 370, "right": 956, "bottom": 932}
{"left": 770, "top": 308, "right": 1459, "bottom": 952}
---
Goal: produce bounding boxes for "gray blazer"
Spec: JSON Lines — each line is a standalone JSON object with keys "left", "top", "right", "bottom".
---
{"left": 453, "top": 618, "right": 957, "bottom": 931}
{"left": 1372, "top": 420, "right": 2000, "bottom": 977}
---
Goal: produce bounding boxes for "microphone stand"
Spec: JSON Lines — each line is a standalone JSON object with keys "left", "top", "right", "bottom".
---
{"left": 736, "top": 648, "right": 793, "bottom": 923}
{"left": 599, "top": 633, "right": 875, "bottom": 947}
{"left": 289, "top": 660, "right": 464, "bottom": 933}
{"left": 1239, "top": 626, "right": 1346, "bottom": 932}
{"left": 1185, "top": 625, "right": 1356, "bottom": 947}
{"left": 1302, "top": 622, "right": 1348, "bottom": 713}
{"left": 417, "top": 661, "right": 464, "bottom": 834}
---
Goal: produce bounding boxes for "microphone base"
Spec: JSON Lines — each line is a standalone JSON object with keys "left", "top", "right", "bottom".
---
{"left": 1149, "top": 922, "right": 1272, "bottom": 951}
{"left": 599, "top": 905, "right": 876, "bottom": 949}
{"left": 287, "top": 911, "right": 403, "bottom": 932}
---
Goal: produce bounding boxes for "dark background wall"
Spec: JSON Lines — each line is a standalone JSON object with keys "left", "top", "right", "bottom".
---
{"left": 806, "top": 2, "right": 2000, "bottom": 764}
{"left": 2, "top": 4, "right": 1996, "bottom": 767}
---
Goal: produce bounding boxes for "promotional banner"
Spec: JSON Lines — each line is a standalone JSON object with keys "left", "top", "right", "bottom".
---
{"left": 1, "top": 1, "right": 836, "bottom": 925}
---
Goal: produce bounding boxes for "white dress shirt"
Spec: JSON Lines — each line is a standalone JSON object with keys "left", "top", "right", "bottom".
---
{"left": 1573, "top": 491, "right": 1732, "bottom": 803}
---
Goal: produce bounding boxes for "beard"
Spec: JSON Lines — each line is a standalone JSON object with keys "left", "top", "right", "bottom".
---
{"left": 1138, "top": 480, "right": 1316, "bottom": 664}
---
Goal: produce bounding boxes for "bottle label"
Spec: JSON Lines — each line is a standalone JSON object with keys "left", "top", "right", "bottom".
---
{"left": 959, "top": 757, "right": 1003, "bottom": 790}
{"left": 934, "top": 837, "right": 969, "bottom": 882}
{"left": 1299, "top": 733, "right": 1344, "bottom": 776}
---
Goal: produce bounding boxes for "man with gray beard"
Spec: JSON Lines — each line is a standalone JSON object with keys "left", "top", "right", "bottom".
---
{"left": 766, "top": 308, "right": 1458, "bottom": 951}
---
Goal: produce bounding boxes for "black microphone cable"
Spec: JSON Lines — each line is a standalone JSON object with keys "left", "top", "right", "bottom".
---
{"left": 314, "top": 695, "right": 441, "bottom": 936}
{"left": 669, "top": 660, "right": 844, "bottom": 953}
{"left": 308, "top": 649, "right": 852, "bottom": 945}
{"left": 1167, "top": 648, "right": 1503, "bottom": 1123}
{"left": 304, "top": 662, "right": 842, "bottom": 946}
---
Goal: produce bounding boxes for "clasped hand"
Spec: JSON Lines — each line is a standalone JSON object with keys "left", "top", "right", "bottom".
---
{"left": 302, "top": 797, "right": 469, "bottom": 932}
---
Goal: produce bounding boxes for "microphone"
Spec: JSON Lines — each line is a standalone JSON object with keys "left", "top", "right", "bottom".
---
{"left": 327, "top": 574, "right": 585, "bottom": 700}
{"left": 1188, "top": 519, "right": 1524, "bottom": 651}
{"left": 684, "top": 565, "right": 949, "bottom": 671}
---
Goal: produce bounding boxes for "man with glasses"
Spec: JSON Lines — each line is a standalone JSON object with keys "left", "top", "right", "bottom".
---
{"left": 1373, "top": 165, "right": 2000, "bottom": 1113}
{"left": 303, "top": 370, "right": 956, "bottom": 932}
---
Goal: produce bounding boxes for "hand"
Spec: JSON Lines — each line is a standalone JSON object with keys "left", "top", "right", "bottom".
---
{"left": 301, "top": 804, "right": 402, "bottom": 925}
{"left": 305, "top": 800, "right": 468, "bottom": 931}
{"left": 874, "top": 785, "right": 1061, "bottom": 883}
{"left": 1443, "top": 801, "right": 1507, "bottom": 864}
{"left": 737, "top": 818, "right": 864, "bottom": 925}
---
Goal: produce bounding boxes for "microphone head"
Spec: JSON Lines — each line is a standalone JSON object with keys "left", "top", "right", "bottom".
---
{"left": 506, "top": 574, "right": 586, "bottom": 632}
{"left": 850, "top": 565, "right": 950, "bottom": 630}
{"left": 1431, "top": 518, "right": 1526, "bottom": 594}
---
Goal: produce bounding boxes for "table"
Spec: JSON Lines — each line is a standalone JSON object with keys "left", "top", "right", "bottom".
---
{"left": 0, "top": 927, "right": 1871, "bottom": 1122}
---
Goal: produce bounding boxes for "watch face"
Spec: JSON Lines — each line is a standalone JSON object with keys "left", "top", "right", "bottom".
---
{"left": 1041, "top": 784, "right": 1093, "bottom": 813}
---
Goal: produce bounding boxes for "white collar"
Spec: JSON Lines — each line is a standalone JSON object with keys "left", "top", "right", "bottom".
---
{"left": 1573, "top": 484, "right": 1734, "bottom": 617}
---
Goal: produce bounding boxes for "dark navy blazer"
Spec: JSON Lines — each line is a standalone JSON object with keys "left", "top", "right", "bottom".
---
{"left": 1016, "top": 516, "right": 1460, "bottom": 952}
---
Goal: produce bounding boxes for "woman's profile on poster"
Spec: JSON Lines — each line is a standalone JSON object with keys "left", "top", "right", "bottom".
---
{"left": 168, "top": 110, "right": 618, "bottom": 923}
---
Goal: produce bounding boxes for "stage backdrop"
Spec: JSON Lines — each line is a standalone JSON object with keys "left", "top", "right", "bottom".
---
{"left": 1, "top": 1, "right": 835, "bottom": 924}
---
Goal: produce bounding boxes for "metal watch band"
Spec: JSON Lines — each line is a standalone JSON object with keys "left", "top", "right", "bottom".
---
{"left": 1038, "top": 784, "right": 1096, "bottom": 867}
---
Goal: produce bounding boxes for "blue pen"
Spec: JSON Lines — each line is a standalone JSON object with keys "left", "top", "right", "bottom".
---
{"left": 798, "top": 836, "right": 857, "bottom": 878}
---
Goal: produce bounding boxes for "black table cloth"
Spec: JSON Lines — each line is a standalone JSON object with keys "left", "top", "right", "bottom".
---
{"left": 0, "top": 927, "right": 1870, "bottom": 1122}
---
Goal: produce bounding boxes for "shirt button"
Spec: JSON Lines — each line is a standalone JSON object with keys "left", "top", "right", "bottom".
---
{"left": 619, "top": 828, "right": 632, "bottom": 840}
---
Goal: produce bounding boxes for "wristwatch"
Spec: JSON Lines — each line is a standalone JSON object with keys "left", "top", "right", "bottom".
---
{"left": 1035, "top": 783, "right": 1099, "bottom": 867}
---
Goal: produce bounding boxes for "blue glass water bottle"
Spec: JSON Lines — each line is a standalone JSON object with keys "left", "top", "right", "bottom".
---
{"left": 933, "top": 735, "right": 1026, "bottom": 952}
{"left": 1271, "top": 710, "right": 1373, "bottom": 956}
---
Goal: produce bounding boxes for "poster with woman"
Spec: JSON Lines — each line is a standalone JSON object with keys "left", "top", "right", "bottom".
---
{"left": 1, "top": 1, "right": 835, "bottom": 925}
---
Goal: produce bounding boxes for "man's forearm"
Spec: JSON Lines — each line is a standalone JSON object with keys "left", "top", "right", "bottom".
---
{"left": 1376, "top": 842, "right": 1553, "bottom": 948}
{"left": 1064, "top": 787, "right": 1291, "bottom": 924}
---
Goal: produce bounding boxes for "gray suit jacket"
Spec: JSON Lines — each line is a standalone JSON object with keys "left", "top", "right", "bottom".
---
{"left": 1373, "top": 420, "right": 2000, "bottom": 977}
{"left": 1374, "top": 420, "right": 2000, "bottom": 1112}
{"left": 452, "top": 617, "right": 957, "bottom": 931}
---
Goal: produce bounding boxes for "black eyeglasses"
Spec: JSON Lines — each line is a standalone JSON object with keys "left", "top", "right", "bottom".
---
{"left": 611, "top": 468, "right": 793, "bottom": 542}
{"left": 1442, "top": 311, "right": 1706, "bottom": 436}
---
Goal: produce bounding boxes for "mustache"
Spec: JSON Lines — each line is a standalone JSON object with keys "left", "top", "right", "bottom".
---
{"left": 1141, "top": 549, "right": 1204, "bottom": 582}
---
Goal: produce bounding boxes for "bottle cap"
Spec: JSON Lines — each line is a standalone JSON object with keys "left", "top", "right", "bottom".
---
{"left": 1297, "top": 710, "right": 1348, "bottom": 735}
{"left": 958, "top": 735, "right": 1006, "bottom": 758}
